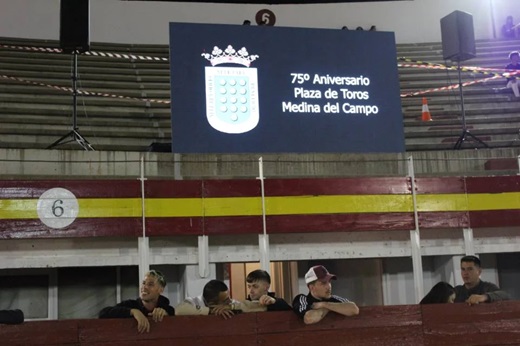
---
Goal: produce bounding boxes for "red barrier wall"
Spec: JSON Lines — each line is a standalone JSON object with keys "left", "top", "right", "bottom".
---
{"left": 3, "top": 302, "right": 520, "bottom": 346}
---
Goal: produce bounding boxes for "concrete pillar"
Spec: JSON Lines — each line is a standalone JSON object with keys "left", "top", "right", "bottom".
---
{"left": 180, "top": 263, "right": 217, "bottom": 299}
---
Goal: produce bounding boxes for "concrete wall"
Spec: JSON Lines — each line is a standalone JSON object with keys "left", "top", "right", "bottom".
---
{"left": 0, "top": 0, "right": 518, "bottom": 44}
{"left": 1, "top": 148, "right": 519, "bottom": 179}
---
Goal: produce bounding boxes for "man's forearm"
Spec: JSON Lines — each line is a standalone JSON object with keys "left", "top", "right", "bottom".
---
{"left": 322, "top": 302, "right": 359, "bottom": 316}
{"left": 487, "top": 290, "right": 510, "bottom": 302}
{"left": 175, "top": 302, "right": 210, "bottom": 315}
{"left": 236, "top": 300, "right": 267, "bottom": 313}
{"left": 303, "top": 308, "right": 329, "bottom": 325}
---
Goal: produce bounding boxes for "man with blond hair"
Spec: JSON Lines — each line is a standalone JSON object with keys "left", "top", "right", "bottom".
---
{"left": 99, "top": 270, "right": 175, "bottom": 333}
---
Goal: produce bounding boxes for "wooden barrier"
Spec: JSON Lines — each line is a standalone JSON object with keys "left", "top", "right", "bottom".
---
{"left": 3, "top": 302, "right": 520, "bottom": 346}
{"left": 1, "top": 176, "right": 520, "bottom": 239}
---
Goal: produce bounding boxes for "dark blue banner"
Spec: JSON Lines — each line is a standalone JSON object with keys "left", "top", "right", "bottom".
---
{"left": 170, "top": 23, "right": 404, "bottom": 153}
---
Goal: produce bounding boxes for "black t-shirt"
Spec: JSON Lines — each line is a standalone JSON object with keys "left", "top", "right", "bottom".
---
{"left": 292, "top": 293, "right": 348, "bottom": 318}
{"left": 246, "top": 292, "right": 292, "bottom": 311}
{"left": 99, "top": 295, "right": 175, "bottom": 318}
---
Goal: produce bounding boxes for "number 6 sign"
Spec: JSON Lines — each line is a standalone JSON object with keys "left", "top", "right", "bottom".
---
{"left": 37, "top": 188, "right": 79, "bottom": 229}
{"left": 255, "top": 9, "right": 276, "bottom": 26}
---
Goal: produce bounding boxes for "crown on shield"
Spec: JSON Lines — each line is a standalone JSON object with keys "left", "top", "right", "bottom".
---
{"left": 202, "top": 45, "right": 259, "bottom": 67}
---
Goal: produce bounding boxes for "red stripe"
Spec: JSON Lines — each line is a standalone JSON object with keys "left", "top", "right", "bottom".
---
{"left": 146, "top": 217, "right": 203, "bottom": 236}
{"left": 204, "top": 216, "right": 262, "bottom": 234}
{"left": 146, "top": 216, "right": 262, "bottom": 236}
{"left": 1, "top": 211, "right": 517, "bottom": 238}
{"left": 203, "top": 180, "right": 260, "bottom": 197}
{"left": 265, "top": 178, "right": 411, "bottom": 196}
{"left": 0, "top": 218, "right": 141, "bottom": 239}
{"left": 465, "top": 176, "right": 520, "bottom": 193}
{"left": 414, "top": 177, "right": 466, "bottom": 194}
{"left": 266, "top": 213, "right": 414, "bottom": 233}
{"left": 145, "top": 180, "right": 261, "bottom": 198}
{"left": 0, "top": 180, "right": 140, "bottom": 198}
{"left": 469, "top": 210, "right": 520, "bottom": 228}
{"left": 145, "top": 180, "right": 203, "bottom": 198}
{"left": 418, "top": 211, "right": 469, "bottom": 229}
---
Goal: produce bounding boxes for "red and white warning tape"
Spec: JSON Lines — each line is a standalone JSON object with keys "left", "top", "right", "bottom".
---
{"left": 400, "top": 74, "right": 505, "bottom": 98}
{"left": 0, "top": 74, "right": 171, "bottom": 104}
{"left": 1, "top": 44, "right": 516, "bottom": 99}
{"left": 0, "top": 44, "right": 168, "bottom": 62}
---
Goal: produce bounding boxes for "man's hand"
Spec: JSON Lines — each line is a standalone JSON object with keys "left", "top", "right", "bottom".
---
{"left": 148, "top": 307, "right": 167, "bottom": 322}
{"left": 466, "top": 294, "right": 488, "bottom": 305}
{"left": 259, "top": 295, "right": 276, "bottom": 306}
{"left": 210, "top": 304, "right": 234, "bottom": 319}
{"left": 130, "top": 309, "right": 150, "bottom": 333}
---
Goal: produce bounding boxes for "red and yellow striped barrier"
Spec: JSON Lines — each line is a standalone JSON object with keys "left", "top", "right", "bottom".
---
{"left": 0, "top": 176, "right": 519, "bottom": 239}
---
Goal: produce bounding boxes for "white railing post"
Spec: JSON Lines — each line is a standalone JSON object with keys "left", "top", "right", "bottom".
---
{"left": 408, "top": 156, "right": 424, "bottom": 303}
{"left": 138, "top": 155, "right": 149, "bottom": 279}
{"left": 257, "top": 157, "right": 270, "bottom": 271}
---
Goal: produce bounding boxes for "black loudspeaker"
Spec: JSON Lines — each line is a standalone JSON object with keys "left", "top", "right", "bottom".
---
{"left": 440, "top": 10, "right": 476, "bottom": 62}
{"left": 60, "top": 0, "right": 90, "bottom": 53}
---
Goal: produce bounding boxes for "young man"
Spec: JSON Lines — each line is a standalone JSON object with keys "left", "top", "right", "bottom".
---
{"left": 292, "top": 265, "right": 359, "bottom": 325}
{"left": 454, "top": 255, "right": 509, "bottom": 305}
{"left": 505, "top": 51, "right": 520, "bottom": 97}
{"left": 176, "top": 279, "right": 266, "bottom": 319}
{"left": 246, "top": 269, "right": 291, "bottom": 311}
{"left": 99, "top": 270, "right": 175, "bottom": 333}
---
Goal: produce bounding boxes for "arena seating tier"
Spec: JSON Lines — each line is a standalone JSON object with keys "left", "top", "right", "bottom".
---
{"left": 1, "top": 36, "right": 520, "bottom": 152}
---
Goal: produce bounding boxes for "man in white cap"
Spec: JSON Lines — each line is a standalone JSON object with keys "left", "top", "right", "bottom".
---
{"left": 292, "top": 265, "right": 359, "bottom": 324}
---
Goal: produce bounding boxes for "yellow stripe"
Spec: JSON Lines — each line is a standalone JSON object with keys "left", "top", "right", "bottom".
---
{"left": 1, "top": 193, "right": 519, "bottom": 220}
{"left": 467, "top": 192, "right": 520, "bottom": 211}
{"left": 266, "top": 195, "right": 413, "bottom": 215}
{"left": 204, "top": 197, "right": 261, "bottom": 216}
{"left": 416, "top": 194, "right": 469, "bottom": 212}
{"left": 417, "top": 193, "right": 520, "bottom": 212}
{"left": 78, "top": 198, "right": 142, "bottom": 218}
{"left": 145, "top": 198, "right": 203, "bottom": 217}
{"left": 0, "top": 199, "right": 38, "bottom": 219}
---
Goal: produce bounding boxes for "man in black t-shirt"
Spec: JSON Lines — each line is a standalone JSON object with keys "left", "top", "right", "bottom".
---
{"left": 99, "top": 270, "right": 175, "bottom": 333}
{"left": 246, "top": 269, "right": 291, "bottom": 311}
{"left": 292, "top": 265, "right": 359, "bottom": 324}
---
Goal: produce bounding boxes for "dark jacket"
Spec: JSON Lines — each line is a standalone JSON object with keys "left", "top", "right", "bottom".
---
{"left": 99, "top": 295, "right": 175, "bottom": 318}
{"left": 454, "top": 280, "right": 509, "bottom": 303}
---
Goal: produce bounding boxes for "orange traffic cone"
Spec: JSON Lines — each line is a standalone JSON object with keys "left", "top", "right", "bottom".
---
{"left": 421, "top": 97, "right": 432, "bottom": 121}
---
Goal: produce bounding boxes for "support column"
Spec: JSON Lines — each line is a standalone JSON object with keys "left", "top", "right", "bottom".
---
{"left": 48, "top": 268, "right": 58, "bottom": 320}
{"left": 198, "top": 235, "right": 210, "bottom": 278}
{"left": 181, "top": 264, "right": 217, "bottom": 299}
{"left": 138, "top": 237, "right": 150, "bottom": 281}
{"left": 463, "top": 228, "right": 475, "bottom": 255}
{"left": 257, "top": 157, "right": 270, "bottom": 271}
{"left": 259, "top": 234, "right": 270, "bottom": 271}
{"left": 408, "top": 156, "right": 423, "bottom": 303}
{"left": 410, "top": 230, "right": 424, "bottom": 302}
{"left": 138, "top": 154, "right": 149, "bottom": 281}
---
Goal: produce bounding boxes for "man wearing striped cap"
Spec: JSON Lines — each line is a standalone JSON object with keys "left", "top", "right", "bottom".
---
{"left": 292, "top": 265, "right": 359, "bottom": 324}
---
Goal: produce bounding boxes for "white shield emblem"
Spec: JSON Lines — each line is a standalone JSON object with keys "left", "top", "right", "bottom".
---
{"left": 205, "top": 66, "right": 259, "bottom": 134}
{"left": 202, "top": 45, "right": 259, "bottom": 134}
